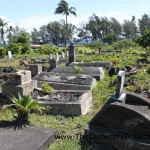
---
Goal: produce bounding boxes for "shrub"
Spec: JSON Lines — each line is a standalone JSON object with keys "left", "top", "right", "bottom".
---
{"left": 73, "top": 65, "right": 82, "bottom": 74}
{"left": 0, "top": 47, "right": 6, "bottom": 57}
{"left": 147, "top": 66, "right": 150, "bottom": 74}
{"left": 2, "top": 94, "right": 44, "bottom": 123}
{"left": 41, "top": 81, "right": 53, "bottom": 94}
{"left": 78, "top": 50, "right": 83, "bottom": 54}
{"left": 5, "top": 43, "right": 21, "bottom": 54}
{"left": 21, "top": 43, "right": 30, "bottom": 54}
{"left": 113, "top": 39, "right": 136, "bottom": 50}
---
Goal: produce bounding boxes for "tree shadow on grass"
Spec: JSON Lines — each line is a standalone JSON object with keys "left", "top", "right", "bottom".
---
{"left": 0, "top": 120, "right": 29, "bottom": 131}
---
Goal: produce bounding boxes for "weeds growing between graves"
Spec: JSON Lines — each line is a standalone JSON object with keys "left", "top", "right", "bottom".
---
{"left": 0, "top": 45, "right": 150, "bottom": 149}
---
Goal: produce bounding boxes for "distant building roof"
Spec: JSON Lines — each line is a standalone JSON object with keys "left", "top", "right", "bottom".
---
{"left": 30, "top": 44, "right": 41, "bottom": 48}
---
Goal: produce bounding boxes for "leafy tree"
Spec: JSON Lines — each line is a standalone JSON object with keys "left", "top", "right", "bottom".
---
{"left": 5, "top": 43, "right": 21, "bottom": 54}
{"left": 103, "top": 34, "right": 119, "bottom": 45}
{"left": 138, "top": 14, "right": 150, "bottom": 35}
{"left": 0, "top": 18, "right": 8, "bottom": 46}
{"left": 54, "top": 0, "right": 77, "bottom": 46}
{"left": 15, "top": 31, "right": 31, "bottom": 44}
{"left": 31, "top": 28, "right": 40, "bottom": 44}
{"left": 136, "top": 29, "right": 150, "bottom": 48}
{"left": 110, "top": 17, "right": 122, "bottom": 36}
{"left": 39, "top": 25, "right": 49, "bottom": 44}
{"left": 122, "top": 19, "right": 138, "bottom": 41}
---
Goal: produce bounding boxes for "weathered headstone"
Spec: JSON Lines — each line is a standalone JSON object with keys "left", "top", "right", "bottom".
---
{"left": 115, "top": 71, "right": 125, "bottom": 98}
{"left": 66, "top": 51, "right": 69, "bottom": 57}
{"left": 56, "top": 53, "right": 59, "bottom": 60}
{"left": 61, "top": 51, "right": 64, "bottom": 58}
{"left": 49, "top": 58, "right": 59, "bottom": 69}
{"left": 8, "top": 51, "right": 12, "bottom": 59}
{"left": 49, "top": 53, "right": 52, "bottom": 60}
{"left": 29, "top": 64, "right": 42, "bottom": 77}
{"left": 69, "top": 42, "right": 76, "bottom": 62}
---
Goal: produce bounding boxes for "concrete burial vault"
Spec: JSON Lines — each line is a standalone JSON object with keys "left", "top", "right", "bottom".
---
{"left": 0, "top": 122, "right": 57, "bottom": 150}
{"left": 50, "top": 66, "right": 104, "bottom": 80}
{"left": 33, "top": 72, "right": 97, "bottom": 91}
{"left": 66, "top": 61, "right": 112, "bottom": 69}
{"left": 85, "top": 71, "right": 150, "bottom": 150}
{"left": 38, "top": 90, "right": 92, "bottom": 116}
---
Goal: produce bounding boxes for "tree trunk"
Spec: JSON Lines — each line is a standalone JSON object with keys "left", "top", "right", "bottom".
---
{"left": 65, "top": 14, "right": 68, "bottom": 47}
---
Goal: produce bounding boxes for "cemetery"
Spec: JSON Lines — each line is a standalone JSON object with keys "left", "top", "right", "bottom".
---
{"left": 0, "top": 42, "right": 150, "bottom": 150}
{"left": 0, "top": 1, "right": 150, "bottom": 149}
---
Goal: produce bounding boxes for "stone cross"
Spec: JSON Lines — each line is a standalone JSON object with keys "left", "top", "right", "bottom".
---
{"left": 49, "top": 53, "right": 52, "bottom": 60}
{"left": 61, "top": 52, "right": 64, "bottom": 58}
{"left": 66, "top": 51, "right": 69, "bottom": 57}
{"left": 115, "top": 71, "right": 125, "bottom": 98}
{"left": 56, "top": 53, "right": 59, "bottom": 60}
{"left": 69, "top": 42, "right": 76, "bottom": 62}
{"left": 8, "top": 51, "right": 12, "bottom": 59}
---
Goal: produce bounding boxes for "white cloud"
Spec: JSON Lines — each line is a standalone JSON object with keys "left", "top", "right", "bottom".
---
{"left": 0, "top": 12, "right": 141, "bottom": 33}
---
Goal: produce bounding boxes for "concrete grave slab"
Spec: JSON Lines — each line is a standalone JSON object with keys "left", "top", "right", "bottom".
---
{"left": 66, "top": 61, "right": 112, "bottom": 69}
{"left": 33, "top": 72, "right": 97, "bottom": 91}
{"left": 38, "top": 90, "right": 92, "bottom": 115}
{"left": 0, "top": 122, "right": 57, "bottom": 150}
{"left": 50, "top": 67, "right": 104, "bottom": 80}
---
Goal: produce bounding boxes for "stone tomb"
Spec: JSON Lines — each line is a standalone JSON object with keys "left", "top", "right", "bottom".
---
{"left": 85, "top": 71, "right": 150, "bottom": 149}
{"left": 29, "top": 64, "right": 42, "bottom": 77}
{"left": 33, "top": 72, "right": 97, "bottom": 91}
{"left": 38, "top": 90, "right": 92, "bottom": 115}
{"left": 66, "top": 61, "right": 112, "bottom": 69}
{"left": 2, "top": 70, "right": 37, "bottom": 97}
{"left": 50, "top": 67, "right": 104, "bottom": 80}
{"left": 0, "top": 122, "right": 57, "bottom": 150}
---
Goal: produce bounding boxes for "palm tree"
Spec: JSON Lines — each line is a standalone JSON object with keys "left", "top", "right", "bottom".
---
{"left": 0, "top": 18, "right": 8, "bottom": 46}
{"left": 54, "top": 0, "right": 77, "bottom": 47}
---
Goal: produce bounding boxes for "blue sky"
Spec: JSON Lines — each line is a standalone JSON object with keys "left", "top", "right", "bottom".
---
{"left": 0, "top": 0, "right": 150, "bottom": 32}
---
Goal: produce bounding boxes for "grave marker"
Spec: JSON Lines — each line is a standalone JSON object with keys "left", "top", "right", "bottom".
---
{"left": 61, "top": 52, "right": 64, "bottom": 58}
{"left": 49, "top": 53, "right": 52, "bottom": 60}
{"left": 8, "top": 51, "right": 12, "bottom": 59}
{"left": 69, "top": 42, "right": 76, "bottom": 62}
{"left": 56, "top": 53, "right": 59, "bottom": 60}
{"left": 115, "top": 71, "right": 125, "bottom": 98}
{"left": 66, "top": 51, "right": 69, "bottom": 57}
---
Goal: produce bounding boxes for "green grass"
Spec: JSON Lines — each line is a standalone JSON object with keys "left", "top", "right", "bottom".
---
{"left": 0, "top": 46, "right": 150, "bottom": 149}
